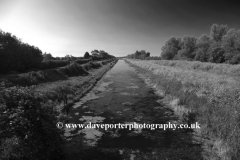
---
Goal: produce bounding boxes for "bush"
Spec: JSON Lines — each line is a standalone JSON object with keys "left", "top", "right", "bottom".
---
{"left": 208, "top": 47, "right": 225, "bottom": 63}
{"left": 0, "top": 86, "right": 65, "bottom": 160}
{"left": 57, "top": 63, "right": 88, "bottom": 77}
{"left": 40, "top": 60, "right": 70, "bottom": 69}
{"left": 75, "top": 59, "right": 91, "bottom": 65}
{"left": 145, "top": 56, "right": 161, "bottom": 60}
{"left": 228, "top": 52, "right": 240, "bottom": 64}
{"left": 194, "top": 49, "right": 209, "bottom": 62}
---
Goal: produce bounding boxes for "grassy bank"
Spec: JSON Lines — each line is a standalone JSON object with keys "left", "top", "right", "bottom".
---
{"left": 36, "top": 59, "right": 118, "bottom": 114}
{"left": 125, "top": 59, "right": 240, "bottom": 160}
{"left": 1, "top": 59, "right": 115, "bottom": 87}
{"left": 151, "top": 60, "right": 240, "bottom": 78}
{"left": 0, "top": 59, "right": 118, "bottom": 160}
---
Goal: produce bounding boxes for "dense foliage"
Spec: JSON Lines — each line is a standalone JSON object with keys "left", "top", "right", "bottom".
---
{"left": 40, "top": 60, "right": 70, "bottom": 70}
{"left": 0, "top": 85, "right": 65, "bottom": 160}
{"left": 0, "top": 59, "right": 117, "bottom": 159}
{"left": 75, "top": 58, "right": 91, "bottom": 65}
{"left": 90, "top": 50, "right": 115, "bottom": 60}
{"left": 84, "top": 52, "right": 90, "bottom": 59}
{"left": 0, "top": 30, "right": 43, "bottom": 73}
{"left": 160, "top": 24, "right": 240, "bottom": 64}
{"left": 145, "top": 56, "right": 161, "bottom": 60}
{"left": 126, "top": 50, "right": 150, "bottom": 59}
{"left": 0, "top": 29, "right": 115, "bottom": 74}
{"left": 0, "top": 29, "right": 117, "bottom": 159}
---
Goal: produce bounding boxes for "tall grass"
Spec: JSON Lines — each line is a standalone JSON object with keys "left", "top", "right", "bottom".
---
{"left": 35, "top": 60, "right": 118, "bottom": 112}
{"left": 0, "top": 59, "right": 117, "bottom": 160}
{"left": 126, "top": 59, "right": 240, "bottom": 160}
{"left": 151, "top": 60, "right": 240, "bottom": 77}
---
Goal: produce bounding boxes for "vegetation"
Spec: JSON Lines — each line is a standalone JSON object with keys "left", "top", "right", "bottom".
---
{"left": 126, "top": 50, "right": 151, "bottom": 59}
{"left": 0, "top": 30, "right": 43, "bottom": 73}
{"left": 0, "top": 29, "right": 115, "bottom": 74}
{"left": 126, "top": 50, "right": 161, "bottom": 60}
{"left": 151, "top": 60, "right": 240, "bottom": 77}
{"left": 40, "top": 60, "right": 70, "bottom": 70}
{"left": 0, "top": 59, "right": 117, "bottom": 160}
{"left": 84, "top": 52, "right": 90, "bottom": 59}
{"left": 0, "top": 28, "right": 118, "bottom": 159}
{"left": 160, "top": 24, "right": 240, "bottom": 64}
{"left": 90, "top": 50, "right": 115, "bottom": 60}
{"left": 0, "top": 85, "right": 65, "bottom": 160}
{"left": 2, "top": 59, "right": 115, "bottom": 86}
{"left": 144, "top": 56, "right": 161, "bottom": 60}
{"left": 126, "top": 59, "right": 240, "bottom": 159}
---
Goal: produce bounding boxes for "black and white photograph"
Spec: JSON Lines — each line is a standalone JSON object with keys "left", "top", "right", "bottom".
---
{"left": 1, "top": 0, "right": 240, "bottom": 159}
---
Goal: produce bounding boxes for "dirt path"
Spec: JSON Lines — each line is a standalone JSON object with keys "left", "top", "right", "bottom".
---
{"left": 64, "top": 60, "right": 203, "bottom": 160}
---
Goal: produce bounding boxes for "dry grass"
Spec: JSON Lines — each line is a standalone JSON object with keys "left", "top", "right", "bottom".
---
{"left": 151, "top": 60, "right": 240, "bottom": 77}
{"left": 126, "top": 59, "right": 240, "bottom": 160}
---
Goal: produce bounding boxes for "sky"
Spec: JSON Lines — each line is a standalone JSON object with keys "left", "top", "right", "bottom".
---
{"left": 1, "top": 0, "right": 240, "bottom": 57}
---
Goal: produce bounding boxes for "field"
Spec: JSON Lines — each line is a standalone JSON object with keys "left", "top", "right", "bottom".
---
{"left": 126, "top": 59, "right": 240, "bottom": 160}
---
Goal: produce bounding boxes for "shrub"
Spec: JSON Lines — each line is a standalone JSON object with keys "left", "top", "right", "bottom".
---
{"left": 208, "top": 47, "right": 225, "bottom": 63}
{"left": 75, "top": 59, "right": 91, "bottom": 65}
{"left": 40, "top": 60, "right": 70, "bottom": 69}
{"left": 57, "top": 63, "right": 88, "bottom": 77}
{"left": 0, "top": 86, "right": 65, "bottom": 160}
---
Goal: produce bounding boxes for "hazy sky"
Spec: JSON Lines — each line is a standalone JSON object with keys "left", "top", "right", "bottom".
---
{"left": 1, "top": 0, "right": 240, "bottom": 57}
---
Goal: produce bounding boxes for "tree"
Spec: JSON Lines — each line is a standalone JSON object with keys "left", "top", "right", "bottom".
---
{"left": 196, "top": 34, "right": 211, "bottom": 48}
{"left": 139, "top": 50, "right": 147, "bottom": 59}
{"left": 126, "top": 54, "right": 135, "bottom": 59}
{"left": 0, "top": 30, "right": 43, "bottom": 73}
{"left": 161, "top": 37, "right": 181, "bottom": 60}
{"left": 208, "top": 47, "right": 225, "bottom": 63}
{"left": 134, "top": 50, "right": 141, "bottom": 59}
{"left": 176, "top": 36, "right": 197, "bottom": 60}
{"left": 235, "top": 30, "right": 240, "bottom": 51}
{"left": 43, "top": 52, "right": 53, "bottom": 61}
{"left": 64, "top": 54, "right": 76, "bottom": 61}
{"left": 146, "top": 52, "right": 150, "bottom": 57}
{"left": 126, "top": 50, "right": 151, "bottom": 59}
{"left": 99, "top": 50, "right": 109, "bottom": 59}
{"left": 84, "top": 52, "right": 90, "bottom": 59}
{"left": 210, "top": 24, "right": 228, "bottom": 42}
{"left": 194, "top": 34, "right": 211, "bottom": 62}
{"left": 91, "top": 50, "right": 99, "bottom": 56}
{"left": 229, "top": 53, "right": 240, "bottom": 64}
{"left": 221, "top": 29, "right": 240, "bottom": 63}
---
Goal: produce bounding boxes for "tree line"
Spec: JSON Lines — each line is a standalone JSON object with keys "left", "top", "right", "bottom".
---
{"left": 126, "top": 50, "right": 162, "bottom": 60}
{"left": 160, "top": 24, "right": 240, "bottom": 64}
{"left": 0, "top": 29, "right": 115, "bottom": 74}
{"left": 84, "top": 49, "right": 115, "bottom": 60}
{"left": 126, "top": 50, "right": 151, "bottom": 59}
{"left": 0, "top": 30, "right": 43, "bottom": 73}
